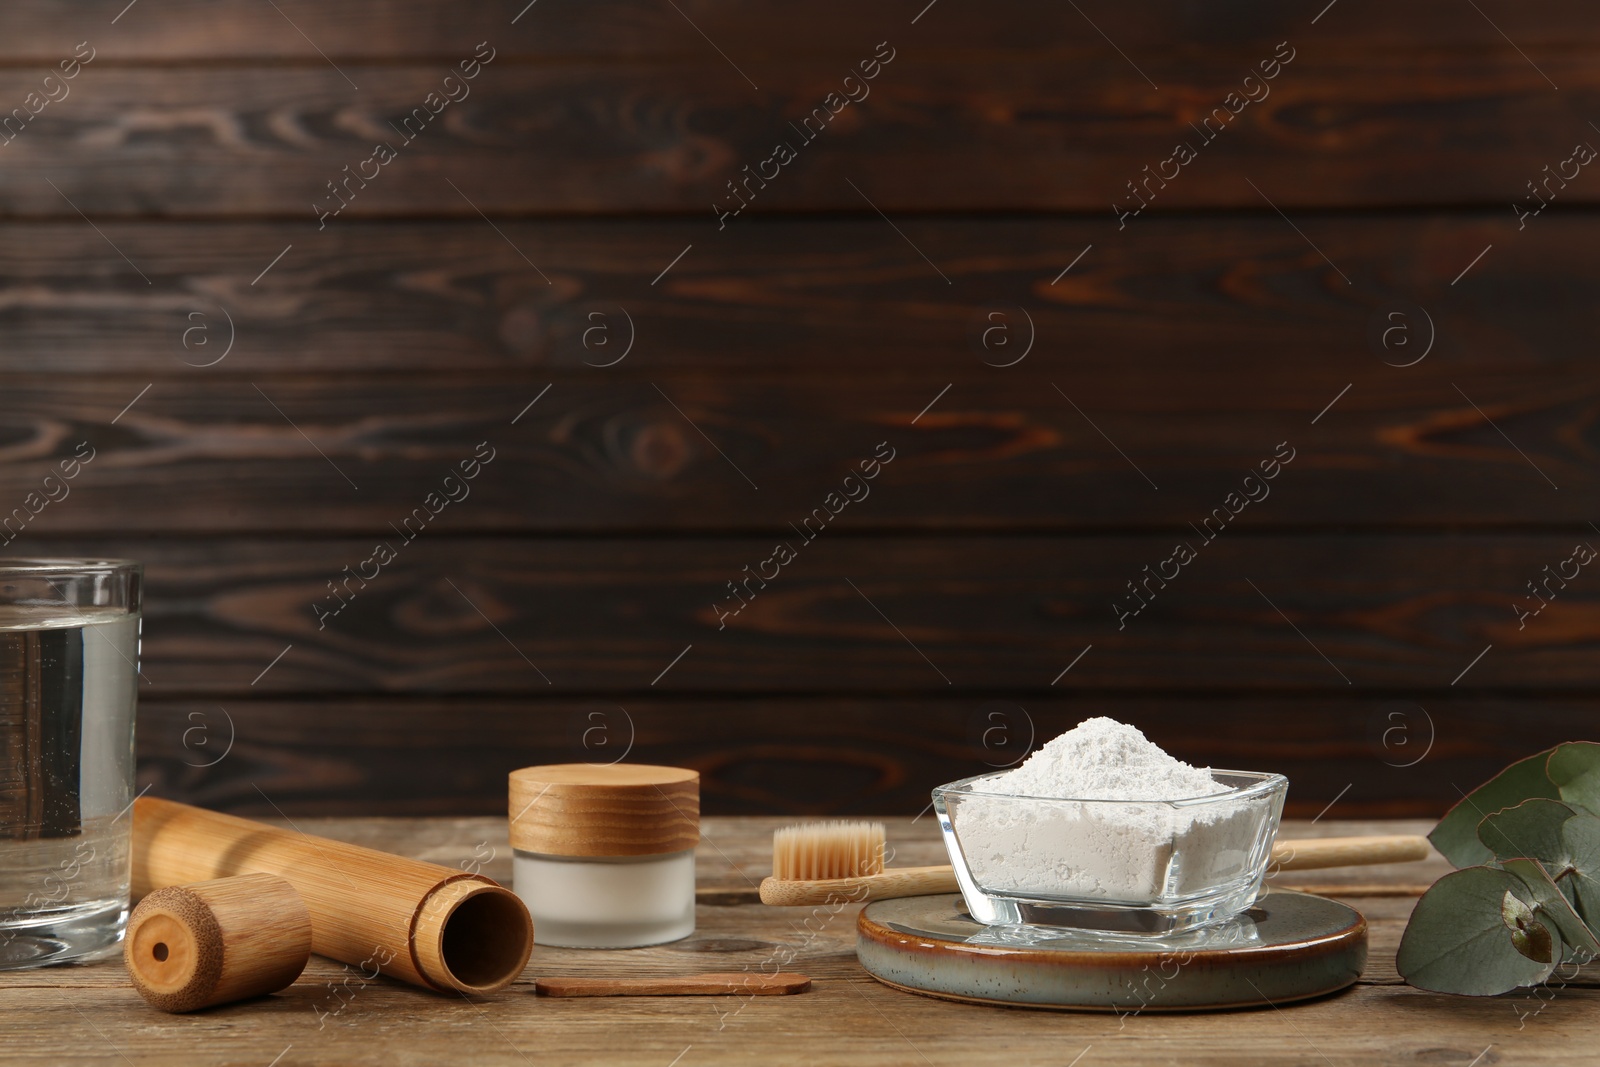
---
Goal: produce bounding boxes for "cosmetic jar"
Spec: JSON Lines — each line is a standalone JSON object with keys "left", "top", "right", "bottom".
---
{"left": 508, "top": 763, "right": 699, "bottom": 948}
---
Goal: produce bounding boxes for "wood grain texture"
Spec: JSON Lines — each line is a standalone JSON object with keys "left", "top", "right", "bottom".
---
{"left": 0, "top": 815, "right": 1589, "bottom": 1066}
{"left": 0, "top": 214, "right": 1583, "bottom": 374}
{"left": 16, "top": 535, "right": 1589, "bottom": 693}
{"left": 1, "top": 0, "right": 1591, "bottom": 842}
{"left": 507, "top": 763, "right": 699, "bottom": 856}
{"left": 3, "top": 366, "right": 1597, "bottom": 531}
{"left": 0, "top": 52, "right": 1596, "bottom": 216}
{"left": 0, "top": 1, "right": 1596, "bottom": 58}
{"left": 134, "top": 696, "right": 1600, "bottom": 819}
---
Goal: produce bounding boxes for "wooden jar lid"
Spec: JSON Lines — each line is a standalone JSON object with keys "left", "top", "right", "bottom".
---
{"left": 509, "top": 763, "right": 699, "bottom": 857}
{"left": 125, "top": 873, "right": 312, "bottom": 1013}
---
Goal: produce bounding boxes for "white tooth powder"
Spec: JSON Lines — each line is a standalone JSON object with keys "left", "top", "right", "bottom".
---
{"left": 950, "top": 717, "right": 1263, "bottom": 902}
{"left": 1001, "top": 716, "right": 1221, "bottom": 802}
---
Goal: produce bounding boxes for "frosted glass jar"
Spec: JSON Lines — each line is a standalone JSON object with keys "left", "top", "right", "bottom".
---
{"left": 508, "top": 764, "right": 699, "bottom": 949}
{"left": 511, "top": 850, "right": 695, "bottom": 948}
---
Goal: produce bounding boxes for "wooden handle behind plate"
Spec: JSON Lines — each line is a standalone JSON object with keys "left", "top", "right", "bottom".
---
{"left": 1267, "top": 834, "right": 1432, "bottom": 872}
{"left": 536, "top": 972, "right": 811, "bottom": 997}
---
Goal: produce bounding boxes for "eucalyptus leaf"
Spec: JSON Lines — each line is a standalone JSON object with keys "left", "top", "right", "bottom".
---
{"left": 1430, "top": 749, "right": 1560, "bottom": 868}
{"left": 1509, "top": 922, "right": 1555, "bottom": 964}
{"left": 1548, "top": 742, "right": 1600, "bottom": 817}
{"left": 1503, "top": 857, "right": 1600, "bottom": 962}
{"left": 1478, "top": 798, "right": 1577, "bottom": 867}
{"left": 1501, "top": 888, "right": 1536, "bottom": 928}
{"left": 1562, "top": 813, "right": 1600, "bottom": 926}
{"left": 1500, "top": 889, "right": 1551, "bottom": 962}
{"left": 1397, "top": 866, "right": 1560, "bottom": 995}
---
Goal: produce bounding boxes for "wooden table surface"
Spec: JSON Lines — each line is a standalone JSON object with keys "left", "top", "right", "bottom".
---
{"left": 7, "top": 816, "right": 1593, "bottom": 1066}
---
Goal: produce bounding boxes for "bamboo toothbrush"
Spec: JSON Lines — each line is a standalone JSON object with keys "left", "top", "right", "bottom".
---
{"left": 757, "top": 820, "right": 1433, "bottom": 906}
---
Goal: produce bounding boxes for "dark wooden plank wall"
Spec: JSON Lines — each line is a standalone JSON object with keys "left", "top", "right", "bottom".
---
{"left": 0, "top": 2, "right": 1593, "bottom": 817}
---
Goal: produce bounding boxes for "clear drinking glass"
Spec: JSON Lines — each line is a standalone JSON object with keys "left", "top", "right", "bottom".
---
{"left": 0, "top": 559, "right": 141, "bottom": 967}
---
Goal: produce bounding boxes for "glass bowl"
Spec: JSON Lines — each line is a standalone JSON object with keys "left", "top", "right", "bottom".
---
{"left": 932, "top": 769, "right": 1287, "bottom": 936}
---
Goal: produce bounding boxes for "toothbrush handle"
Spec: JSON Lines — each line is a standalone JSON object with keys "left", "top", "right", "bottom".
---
{"left": 1268, "top": 833, "right": 1432, "bottom": 871}
{"left": 759, "top": 866, "right": 958, "bottom": 906}
{"left": 758, "top": 835, "right": 1434, "bottom": 906}
{"left": 537, "top": 972, "right": 811, "bottom": 997}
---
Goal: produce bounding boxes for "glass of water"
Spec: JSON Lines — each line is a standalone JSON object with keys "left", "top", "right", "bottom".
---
{"left": 0, "top": 559, "right": 141, "bottom": 967}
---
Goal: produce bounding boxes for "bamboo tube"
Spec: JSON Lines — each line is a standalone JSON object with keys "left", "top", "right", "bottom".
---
{"left": 125, "top": 873, "right": 311, "bottom": 1012}
{"left": 132, "top": 797, "right": 532, "bottom": 994}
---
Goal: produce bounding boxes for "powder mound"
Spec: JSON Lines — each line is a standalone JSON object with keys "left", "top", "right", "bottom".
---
{"left": 996, "top": 716, "right": 1222, "bottom": 801}
{"left": 950, "top": 718, "right": 1259, "bottom": 902}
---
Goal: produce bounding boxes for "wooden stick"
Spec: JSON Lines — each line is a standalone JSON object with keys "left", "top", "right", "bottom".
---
{"left": 758, "top": 834, "right": 1433, "bottom": 906}
{"left": 536, "top": 972, "right": 811, "bottom": 997}
{"left": 132, "top": 797, "right": 532, "bottom": 994}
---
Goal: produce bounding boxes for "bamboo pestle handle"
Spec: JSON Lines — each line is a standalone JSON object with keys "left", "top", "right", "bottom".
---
{"left": 758, "top": 834, "right": 1433, "bottom": 906}
{"left": 132, "top": 796, "right": 533, "bottom": 994}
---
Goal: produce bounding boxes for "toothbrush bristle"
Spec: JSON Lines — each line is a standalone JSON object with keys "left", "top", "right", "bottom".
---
{"left": 771, "top": 820, "right": 888, "bottom": 880}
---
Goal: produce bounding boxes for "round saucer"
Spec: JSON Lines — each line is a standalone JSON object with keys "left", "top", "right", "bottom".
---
{"left": 856, "top": 890, "right": 1366, "bottom": 1012}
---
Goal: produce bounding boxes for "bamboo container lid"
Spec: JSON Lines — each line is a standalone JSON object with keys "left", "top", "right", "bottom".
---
{"left": 509, "top": 764, "right": 699, "bottom": 857}
{"left": 125, "top": 873, "right": 311, "bottom": 1013}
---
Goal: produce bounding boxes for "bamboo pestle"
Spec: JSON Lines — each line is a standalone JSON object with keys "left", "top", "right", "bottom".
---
{"left": 132, "top": 796, "right": 533, "bottom": 994}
